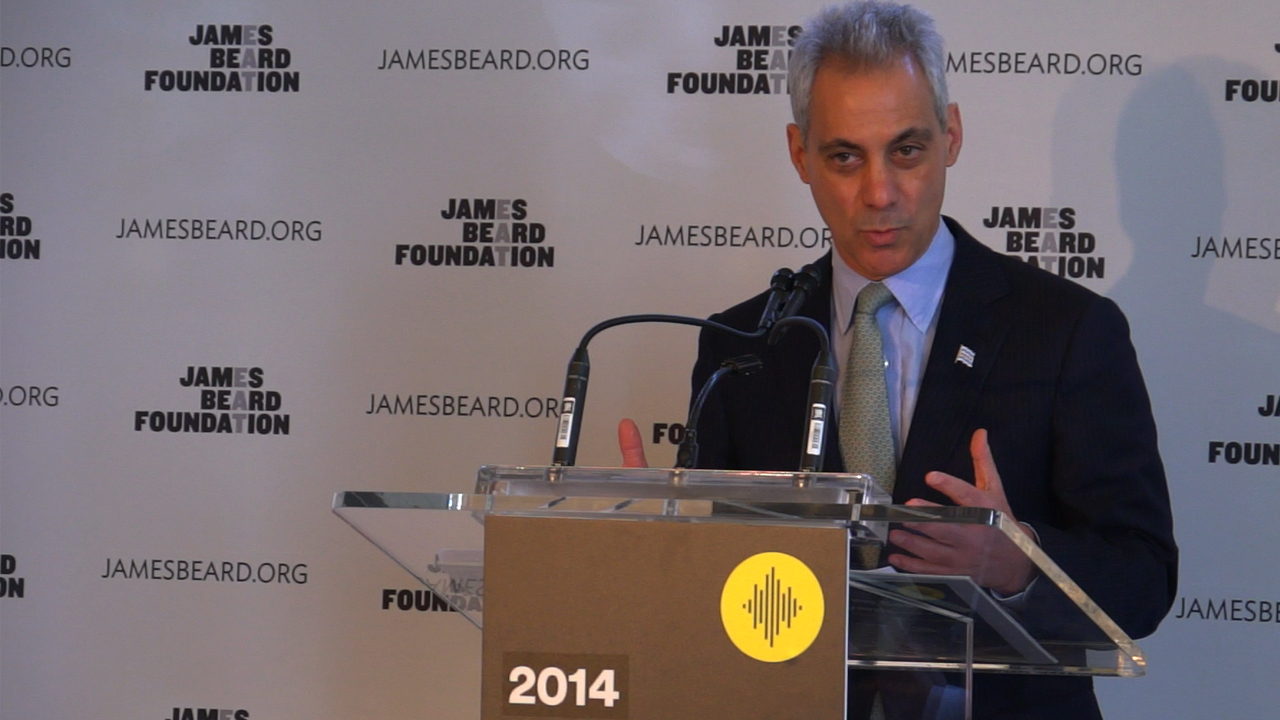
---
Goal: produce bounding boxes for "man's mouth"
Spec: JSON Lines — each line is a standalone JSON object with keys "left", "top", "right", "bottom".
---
{"left": 861, "top": 227, "right": 903, "bottom": 245}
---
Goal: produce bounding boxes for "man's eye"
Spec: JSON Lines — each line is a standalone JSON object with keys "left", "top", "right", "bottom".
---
{"left": 898, "top": 145, "right": 922, "bottom": 158}
{"left": 831, "top": 152, "right": 855, "bottom": 164}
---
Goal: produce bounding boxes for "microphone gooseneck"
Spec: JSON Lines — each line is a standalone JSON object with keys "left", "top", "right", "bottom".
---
{"left": 767, "top": 316, "right": 835, "bottom": 471}
{"left": 800, "top": 349, "right": 837, "bottom": 472}
{"left": 551, "top": 314, "right": 765, "bottom": 466}
{"left": 551, "top": 265, "right": 832, "bottom": 471}
{"left": 551, "top": 346, "right": 590, "bottom": 467}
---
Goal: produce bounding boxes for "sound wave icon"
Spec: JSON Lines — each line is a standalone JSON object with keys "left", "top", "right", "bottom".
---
{"left": 741, "top": 565, "right": 803, "bottom": 647}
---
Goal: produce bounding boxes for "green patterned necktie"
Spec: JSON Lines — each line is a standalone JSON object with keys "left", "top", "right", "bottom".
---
{"left": 841, "top": 282, "right": 897, "bottom": 719}
{"left": 839, "top": 281, "right": 897, "bottom": 495}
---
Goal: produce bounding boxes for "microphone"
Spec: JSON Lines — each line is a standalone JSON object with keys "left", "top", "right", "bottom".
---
{"left": 773, "top": 263, "right": 821, "bottom": 338}
{"left": 757, "top": 268, "right": 795, "bottom": 331}
{"left": 676, "top": 354, "right": 764, "bottom": 469}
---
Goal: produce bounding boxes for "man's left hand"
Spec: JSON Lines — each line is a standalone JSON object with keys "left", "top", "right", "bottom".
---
{"left": 886, "top": 429, "right": 1037, "bottom": 596}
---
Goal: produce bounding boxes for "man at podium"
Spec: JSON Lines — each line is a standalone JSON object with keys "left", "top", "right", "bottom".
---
{"left": 621, "top": 2, "right": 1178, "bottom": 718}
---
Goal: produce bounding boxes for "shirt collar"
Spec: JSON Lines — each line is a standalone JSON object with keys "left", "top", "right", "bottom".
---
{"left": 832, "top": 219, "right": 955, "bottom": 334}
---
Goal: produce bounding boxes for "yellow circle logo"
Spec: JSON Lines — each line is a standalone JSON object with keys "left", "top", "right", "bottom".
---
{"left": 720, "top": 552, "right": 824, "bottom": 662}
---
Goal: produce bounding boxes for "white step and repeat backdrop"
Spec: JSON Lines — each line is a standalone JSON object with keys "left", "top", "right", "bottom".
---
{"left": 2, "top": 0, "right": 1278, "bottom": 718}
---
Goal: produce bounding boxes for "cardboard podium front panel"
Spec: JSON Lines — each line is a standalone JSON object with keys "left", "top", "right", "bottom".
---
{"left": 481, "top": 515, "right": 850, "bottom": 719}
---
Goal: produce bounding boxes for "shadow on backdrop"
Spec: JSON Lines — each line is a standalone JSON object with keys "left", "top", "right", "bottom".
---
{"left": 1102, "top": 59, "right": 1276, "bottom": 420}
{"left": 1061, "top": 57, "right": 1280, "bottom": 720}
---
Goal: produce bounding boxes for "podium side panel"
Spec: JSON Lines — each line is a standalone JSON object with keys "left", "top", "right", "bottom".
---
{"left": 481, "top": 515, "right": 849, "bottom": 719}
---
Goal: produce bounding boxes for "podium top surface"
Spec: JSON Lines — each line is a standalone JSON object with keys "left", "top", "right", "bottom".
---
{"left": 333, "top": 465, "right": 1146, "bottom": 678}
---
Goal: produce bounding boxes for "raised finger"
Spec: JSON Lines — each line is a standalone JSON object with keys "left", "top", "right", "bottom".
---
{"left": 617, "top": 418, "right": 649, "bottom": 468}
{"left": 970, "top": 429, "right": 1004, "bottom": 496}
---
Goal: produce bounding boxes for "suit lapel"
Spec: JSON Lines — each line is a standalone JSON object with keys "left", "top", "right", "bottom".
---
{"left": 896, "top": 219, "right": 1011, "bottom": 502}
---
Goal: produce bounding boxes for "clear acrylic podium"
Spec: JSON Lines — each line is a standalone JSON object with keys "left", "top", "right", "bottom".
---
{"left": 334, "top": 466, "right": 1145, "bottom": 720}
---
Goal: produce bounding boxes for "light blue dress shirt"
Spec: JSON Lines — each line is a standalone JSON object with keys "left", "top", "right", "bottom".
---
{"left": 831, "top": 220, "right": 955, "bottom": 459}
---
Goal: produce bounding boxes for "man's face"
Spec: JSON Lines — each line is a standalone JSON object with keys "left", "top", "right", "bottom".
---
{"left": 787, "top": 55, "right": 962, "bottom": 281}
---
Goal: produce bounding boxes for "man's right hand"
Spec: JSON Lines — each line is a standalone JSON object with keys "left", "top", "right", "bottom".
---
{"left": 617, "top": 419, "right": 649, "bottom": 468}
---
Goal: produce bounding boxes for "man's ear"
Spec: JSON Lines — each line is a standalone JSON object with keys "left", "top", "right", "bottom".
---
{"left": 786, "top": 123, "right": 812, "bottom": 184}
{"left": 944, "top": 103, "right": 963, "bottom": 167}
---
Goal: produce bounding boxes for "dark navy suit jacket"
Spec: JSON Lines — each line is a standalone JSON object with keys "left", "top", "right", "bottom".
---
{"left": 691, "top": 218, "right": 1178, "bottom": 719}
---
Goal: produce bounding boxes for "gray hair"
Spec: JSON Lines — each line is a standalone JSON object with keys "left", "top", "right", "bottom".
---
{"left": 788, "top": 1, "right": 949, "bottom": 138}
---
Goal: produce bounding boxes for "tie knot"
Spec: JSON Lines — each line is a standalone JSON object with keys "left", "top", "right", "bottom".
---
{"left": 855, "top": 282, "right": 895, "bottom": 316}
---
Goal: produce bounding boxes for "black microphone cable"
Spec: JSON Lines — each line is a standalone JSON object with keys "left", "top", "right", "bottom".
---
{"left": 675, "top": 354, "right": 764, "bottom": 469}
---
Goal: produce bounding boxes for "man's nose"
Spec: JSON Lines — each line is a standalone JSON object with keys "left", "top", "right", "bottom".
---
{"left": 861, "top": 160, "right": 899, "bottom": 209}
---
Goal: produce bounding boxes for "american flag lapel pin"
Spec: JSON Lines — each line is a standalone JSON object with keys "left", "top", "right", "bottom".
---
{"left": 955, "top": 345, "right": 976, "bottom": 368}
